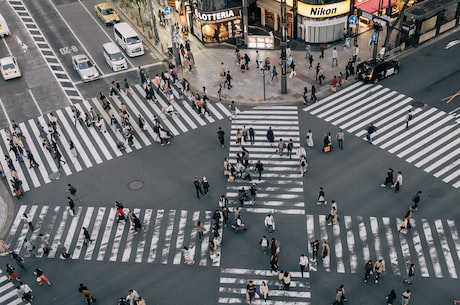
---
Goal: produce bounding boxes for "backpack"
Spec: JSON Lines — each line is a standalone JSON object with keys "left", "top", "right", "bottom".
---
{"left": 408, "top": 114, "right": 413, "bottom": 120}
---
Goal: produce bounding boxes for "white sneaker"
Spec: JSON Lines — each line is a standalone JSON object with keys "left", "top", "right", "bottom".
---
{"left": 380, "top": 184, "right": 386, "bottom": 187}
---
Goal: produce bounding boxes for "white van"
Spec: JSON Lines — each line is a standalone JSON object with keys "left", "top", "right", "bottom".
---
{"left": 103, "top": 42, "right": 127, "bottom": 72}
{"left": 114, "top": 22, "right": 144, "bottom": 57}
{"left": 0, "top": 14, "right": 11, "bottom": 37}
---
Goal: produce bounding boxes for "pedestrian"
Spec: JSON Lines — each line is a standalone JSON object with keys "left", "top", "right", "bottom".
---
{"left": 310, "top": 239, "right": 319, "bottom": 261}
{"left": 68, "top": 141, "right": 78, "bottom": 158}
{"left": 271, "top": 66, "right": 278, "bottom": 82}
{"left": 222, "top": 206, "right": 230, "bottom": 227}
{"left": 363, "top": 259, "right": 373, "bottom": 282}
{"left": 53, "top": 147, "right": 66, "bottom": 168}
{"left": 282, "top": 271, "right": 291, "bottom": 290}
{"left": 270, "top": 254, "right": 279, "bottom": 272}
{"left": 235, "top": 128, "right": 242, "bottom": 145}
{"left": 123, "top": 79, "right": 132, "bottom": 95}
{"left": 34, "top": 268, "right": 51, "bottom": 285}
{"left": 249, "top": 183, "right": 257, "bottom": 203}
{"left": 58, "top": 243, "right": 71, "bottom": 259}
{"left": 311, "top": 85, "right": 317, "bottom": 102}
{"left": 306, "top": 130, "right": 314, "bottom": 149}
{"left": 296, "top": 145, "right": 306, "bottom": 160}
{"left": 196, "top": 221, "right": 206, "bottom": 241}
{"left": 137, "top": 114, "right": 146, "bottom": 131}
{"left": 327, "top": 206, "right": 339, "bottom": 225}
{"left": 67, "top": 183, "right": 80, "bottom": 201}
{"left": 266, "top": 127, "right": 274, "bottom": 143}
{"left": 39, "top": 233, "right": 51, "bottom": 255}
{"left": 248, "top": 125, "right": 255, "bottom": 145}
{"left": 255, "top": 160, "right": 264, "bottom": 180}
{"left": 392, "top": 171, "right": 403, "bottom": 192}
{"left": 18, "top": 282, "right": 33, "bottom": 302}
{"left": 317, "top": 187, "right": 327, "bottom": 204}
{"left": 289, "top": 61, "right": 296, "bottom": 78}
{"left": 319, "top": 43, "right": 325, "bottom": 58}
{"left": 404, "top": 263, "right": 416, "bottom": 284}
{"left": 410, "top": 191, "right": 422, "bottom": 211}
{"left": 401, "top": 289, "right": 411, "bottom": 305}
{"left": 271, "top": 238, "right": 280, "bottom": 256}
{"left": 10, "top": 251, "right": 25, "bottom": 268}
{"left": 229, "top": 100, "right": 236, "bottom": 119}
{"left": 246, "top": 280, "right": 256, "bottom": 305}
{"left": 218, "top": 194, "right": 228, "bottom": 209}
{"left": 68, "top": 197, "right": 76, "bottom": 216}
{"left": 323, "top": 132, "right": 332, "bottom": 152}
{"left": 299, "top": 254, "right": 309, "bottom": 278}
{"left": 287, "top": 139, "right": 293, "bottom": 159}
{"left": 381, "top": 168, "right": 394, "bottom": 187}
{"left": 305, "top": 44, "right": 311, "bottom": 59}
{"left": 260, "top": 235, "right": 269, "bottom": 254}
{"left": 321, "top": 240, "right": 330, "bottom": 264}
{"left": 79, "top": 283, "right": 96, "bottom": 304}
{"left": 0, "top": 238, "right": 9, "bottom": 253}
{"left": 277, "top": 138, "right": 285, "bottom": 156}
{"left": 238, "top": 187, "right": 247, "bottom": 207}
{"left": 373, "top": 259, "right": 385, "bottom": 283}
{"left": 332, "top": 47, "right": 338, "bottom": 66}
{"left": 336, "top": 129, "right": 344, "bottom": 149}
{"left": 128, "top": 289, "right": 141, "bottom": 305}
{"left": 334, "top": 284, "right": 347, "bottom": 304}
{"left": 26, "top": 149, "right": 39, "bottom": 168}
{"left": 300, "top": 157, "right": 308, "bottom": 176}
{"left": 22, "top": 212, "right": 35, "bottom": 231}
{"left": 217, "top": 127, "right": 225, "bottom": 148}
{"left": 386, "top": 289, "right": 397, "bottom": 305}
{"left": 83, "top": 227, "right": 94, "bottom": 244}
{"left": 6, "top": 263, "right": 20, "bottom": 281}
{"left": 260, "top": 280, "right": 269, "bottom": 302}
{"left": 202, "top": 177, "right": 210, "bottom": 197}
{"left": 193, "top": 176, "right": 203, "bottom": 198}
{"left": 366, "top": 122, "right": 378, "bottom": 144}
{"left": 303, "top": 86, "right": 309, "bottom": 105}
{"left": 338, "top": 72, "right": 343, "bottom": 87}
{"left": 264, "top": 214, "right": 275, "bottom": 233}
{"left": 405, "top": 110, "right": 413, "bottom": 128}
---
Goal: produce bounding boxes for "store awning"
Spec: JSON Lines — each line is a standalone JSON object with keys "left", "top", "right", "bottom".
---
{"left": 257, "top": 0, "right": 292, "bottom": 16}
{"left": 356, "top": 0, "right": 396, "bottom": 14}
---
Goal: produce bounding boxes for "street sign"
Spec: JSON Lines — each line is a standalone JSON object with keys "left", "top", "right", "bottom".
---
{"left": 164, "top": 6, "right": 173, "bottom": 15}
{"left": 375, "top": 15, "right": 392, "bottom": 23}
{"left": 361, "top": 11, "right": 374, "bottom": 20}
{"left": 348, "top": 15, "right": 358, "bottom": 25}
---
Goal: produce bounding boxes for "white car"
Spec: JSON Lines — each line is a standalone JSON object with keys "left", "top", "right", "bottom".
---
{"left": 0, "top": 14, "right": 11, "bottom": 37}
{"left": 72, "top": 54, "right": 99, "bottom": 82}
{"left": 0, "top": 56, "right": 21, "bottom": 80}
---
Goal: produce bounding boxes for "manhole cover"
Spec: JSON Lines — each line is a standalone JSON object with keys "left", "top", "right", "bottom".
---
{"left": 49, "top": 172, "right": 61, "bottom": 180}
{"left": 128, "top": 180, "right": 144, "bottom": 191}
{"left": 426, "top": 186, "right": 444, "bottom": 198}
{"left": 411, "top": 100, "right": 425, "bottom": 108}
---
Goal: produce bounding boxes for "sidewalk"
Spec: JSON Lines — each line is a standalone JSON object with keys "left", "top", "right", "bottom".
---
{"left": 116, "top": 2, "right": 387, "bottom": 105}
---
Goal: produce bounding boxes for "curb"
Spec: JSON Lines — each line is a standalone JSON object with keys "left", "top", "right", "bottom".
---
{"left": 0, "top": 180, "right": 14, "bottom": 239}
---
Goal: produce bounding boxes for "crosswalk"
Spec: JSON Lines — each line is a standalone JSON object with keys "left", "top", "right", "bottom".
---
{"left": 306, "top": 214, "right": 460, "bottom": 279}
{"left": 226, "top": 106, "right": 305, "bottom": 215}
{"left": 218, "top": 268, "right": 311, "bottom": 305}
{"left": 0, "top": 81, "right": 234, "bottom": 195}
{"left": 303, "top": 82, "right": 460, "bottom": 189}
{"left": 4, "top": 204, "right": 220, "bottom": 266}
{"left": 0, "top": 269, "right": 28, "bottom": 305}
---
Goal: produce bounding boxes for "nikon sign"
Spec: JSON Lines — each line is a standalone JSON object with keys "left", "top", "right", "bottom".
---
{"left": 297, "top": 0, "right": 351, "bottom": 19}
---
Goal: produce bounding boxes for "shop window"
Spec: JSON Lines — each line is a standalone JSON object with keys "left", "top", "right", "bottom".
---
{"left": 420, "top": 15, "right": 436, "bottom": 34}
{"left": 441, "top": 3, "right": 457, "bottom": 25}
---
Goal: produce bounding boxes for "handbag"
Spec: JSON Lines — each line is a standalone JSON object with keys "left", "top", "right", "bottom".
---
{"left": 323, "top": 146, "right": 331, "bottom": 153}
{"left": 331, "top": 86, "right": 337, "bottom": 92}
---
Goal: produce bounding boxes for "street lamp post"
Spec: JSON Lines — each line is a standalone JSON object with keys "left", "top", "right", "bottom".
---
{"left": 147, "top": 0, "right": 159, "bottom": 43}
{"left": 262, "top": 69, "right": 266, "bottom": 100}
{"left": 280, "top": 0, "right": 287, "bottom": 94}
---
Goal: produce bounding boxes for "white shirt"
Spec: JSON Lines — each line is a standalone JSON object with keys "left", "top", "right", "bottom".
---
{"left": 332, "top": 49, "right": 338, "bottom": 59}
{"left": 264, "top": 215, "right": 274, "bottom": 226}
{"left": 296, "top": 147, "right": 306, "bottom": 159}
{"left": 299, "top": 255, "right": 309, "bottom": 267}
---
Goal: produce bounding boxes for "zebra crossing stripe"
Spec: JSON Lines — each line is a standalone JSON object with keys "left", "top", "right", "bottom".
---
{"left": 214, "top": 102, "right": 232, "bottom": 117}
{"left": 148, "top": 209, "right": 164, "bottom": 263}
{"left": 49, "top": 207, "right": 69, "bottom": 258}
{"left": 117, "top": 94, "right": 152, "bottom": 146}
{"left": 97, "top": 208, "right": 117, "bottom": 261}
{"left": 0, "top": 271, "right": 23, "bottom": 305}
{"left": 370, "top": 217, "right": 385, "bottom": 268}
{"left": 161, "top": 210, "right": 177, "bottom": 264}
{"left": 443, "top": 168, "right": 460, "bottom": 184}
{"left": 28, "top": 117, "right": 60, "bottom": 172}
{"left": 85, "top": 207, "right": 106, "bottom": 261}
{"left": 421, "top": 219, "right": 443, "bottom": 278}
{"left": 344, "top": 216, "right": 358, "bottom": 273}
{"left": 173, "top": 210, "right": 188, "bottom": 264}
{"left": 207, "top": 102, "right": 224, "bottom": 120}
{"left": 200, "top": 211, "right": 212, "bottom": 266}
{"left": 383, "top": 217, "right": 400, "bottom": 275}
{"left": 135, "top": 209, "right": 152, "bottom": 263}
{"left": 413, "top": 135, "right": 460, "bottom": 168}
{"left": 122, "top": 208, "right": 141, "bottom": 262}
{"left": 182, "top": 101, "right": 207, "bottom": 126}
{"left": 424, "top": 147, "right": 460, "bottom": 173}
{"left": 63, "top": 207, "right": 83, "bottom": 256}
{"left": 72, "top": 207, "right": 94, "bottom": 259}
{"left": 318, "top": 216, "right": 330, "bottom": 271}
{"left": 435, "top": 219, "right": 457, "bottom": 278}
{"left": 332, "top": 219, "right": 344, "bottom": 273}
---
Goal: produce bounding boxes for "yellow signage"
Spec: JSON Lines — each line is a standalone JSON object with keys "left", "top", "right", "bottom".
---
{"left": 298, "top": 0, "right": 351, "bottom": 18}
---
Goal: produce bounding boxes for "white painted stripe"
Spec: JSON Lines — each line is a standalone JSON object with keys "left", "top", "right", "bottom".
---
{"left": 72, "top": 207, "right": 94, "bottom": 259}
{"left": 357, "top": 216, "right": 370, "bottom": 262}
{"left": 255, "top": 106, "right": 298, "bottom": 110}
{"left": 48, "top": 208, "right": 69, "bottom": 258}
{"left": 215, "top": 102, "right": 232, "bottom": 117}
{"left": 182, "top": 102, "right": 206, "bottom": 126}
{"left": 13, "top": 205, "right": 38, "bottom": 253}
{"left": 319, "top": 216, "right": 330, "bottom": 272}
{"left": 200, "top": 211, "right": 212, "bottom": 266}
{"left": 161, "top": 210, "right": 176, "bottom": 264}
{"left": 332, "top": 219, "right": 344, "bottom": 273}
{"left": 89, "top": 98, "right": 125, "bottom": 157}
{"left": 219, "top": 287, "right": 310, "bottom": 298}
{"left": 453, "top": 179, "right": 460, "bottom": 189}
{"left": 344, "top": 216, "right": 357, "bottom": 273}
{"left": 53, "top": 111, "right": 85, "bottom": 171}
{"left": 304, "top": 82, "right": 365, "bottom": 112}
{"left": 370, "top": 217, "right": 385, "bottom": 269}
{"left": 122, "top": 208, "right": 141, "bottom": 262}
{"left": 109, "top": 211, "right": 127, "bottom": 261}
{"left": 306, "top": 215, "right": 315, "bottom": 263}
{"left": 0, "top": 129, "right": 31, "bottom": 191}
{"left": 442, "top": 167, "right": 460, "bottom": 183}
{"left": 85, "top": 207, "right": 106, "bottom": 261}
{"left": 96, "top": 208, "right": 116, "bottom": 261}
{"left": 4, "top": 205, "right": 27, "bottom": 245}
{"left": 30, "top": 205, "right": 48, "bottom": 255}
{"left": 218, "top": 298, "right": 311, "bottom": 305}
{"left": 64, "top": 206, "right": 83, "bottom": 252}
{"left": 434, "top": 154, "right": 460, "bottom": 177}
{"left": 41, "top": 206, "right": 60, "bottom": 257}
{"left": 64, "top": 106, "right": 104, "bottom": 164}
{"left": 117, "top": 94, "right": 152, "bottom": 146}
{"left": 227, "top": 193, "right": 302, "bottom": 199}
{"left": 397, "top": 218, "right": 413, "bottom": 277}
{"left": 434, "top": 219, "right": 457, "bottom": 278}
{"left": 0, "top": 151, "right": 14, "bottom": 194}
{"left": 19, "top": 122, "right": 51, "bottom": 185}
{"left": 148, "top": 209, "right": 164, "bottom": 263}
{"left": 243, "top": 110, "right": 298, "bottom": 115}
{"left": 406, "top": 128, "right": 460, "bottom": 163}
{"left": 227, "top": 185, "right": 304, "bottom": 192}
{"left": 236, "top": 115, "right": 300, "bottom": 121}
{"left": 382, "top": 217, "right": 400, "bottom": 275}
{"left": 219, "top": 277, "right": 308, "bottom": 286}
{"left": 206, "top": 102, "right": 224, "bottom": 120}
{"left": 135, "top": 209, "right": 152, "bottom": 263}
{"left": 424, "top": 147, "right": 460, "bottom": 173}
{"left": 414, "top": 136, "right": 460, "bottom": 168}
{"left": 244, "top": 208, "right": 305, "bottom": 215}
{"left": 156, "top": 95, "right": 192, "bottom": 132}
{"left": 421, "top": 219, "right": 443, "bottom": 277}
{"left": 447, "top": 220, "right": 460, "bottom": 271}
{"left": 75, "top": 103, "right": 113, "bottom": 160}
{"left": 173, "top": 210, "right": 188, "bottom": 264}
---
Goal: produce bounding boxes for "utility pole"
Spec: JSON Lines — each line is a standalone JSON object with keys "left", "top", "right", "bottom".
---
{"left": 242, "top": 0, "right": 248, "bottom": 46}
{"left": 147, "top": 0, "right": 159, "bottom": 43}
{"left": 280, "top": 0, "right": 287, "bottom": 94}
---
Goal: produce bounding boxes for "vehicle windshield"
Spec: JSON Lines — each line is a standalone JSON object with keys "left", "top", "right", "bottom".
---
{"left": 103, "top": 8, "right": 114, "bottom": 15}
{"left": 2, "top": 63, "right": 15, "bottom": 70}
{"left": 361, "top": 63, "right": 374, "bottom": 74}
{"left": 126, "top": 36, "right": 140, "bottom": 44}
{"left": 78, "top": 60, "right": 93, "bottom": 70}
{"left": 110, "top": 52, "right": 124, "bottom": 61}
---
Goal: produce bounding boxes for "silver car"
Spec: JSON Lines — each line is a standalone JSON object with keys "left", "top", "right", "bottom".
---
{"left": 72, "top": 54, "right": 99, "bottom": 82}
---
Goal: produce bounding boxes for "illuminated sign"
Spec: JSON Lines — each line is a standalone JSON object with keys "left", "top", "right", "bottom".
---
{"left": 277, "top": 0, "right": 351, "bottom": 18}
{"left": 198, "top": 9, "right": 236, "bottom": 21}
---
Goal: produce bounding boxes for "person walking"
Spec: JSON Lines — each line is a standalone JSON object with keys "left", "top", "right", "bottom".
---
{"left": 6, "top": 263, "right": 20, "bottom": 281}
{"left": 18, "top": 282, "right": 33, "bottom": 302}
{"left": 264, "top": 214, "right": 275, "bottom": 234}
{"left": 405, "top": 110, "right": 413, "bottom": 129}
{"left": 366, "top": 123, "right": 378, "bottom": 144}
{"left": 249, "top": 183, "right": 257, "bottom": 204}
{"left": 238, "top": 187, "right": 247, "bottom": 207}
{"left": 39, "top": 233, "right": 51, "bottom": 255}
{"left": 82, "top": 227, "right": 94, "bottom": 244}
{"left": 202, "top": 177, "right": 210, "bottom": 197}
{"left": 255, "top": 160, "right": 264, "bottom": 180}
{"left": 34, "top": 268, "right": 51, "bottom": 285}
{"left": 260, "top": 235, "right": 269, "bottom": 254}
{"left": 310, "top": 239, "right": 319, "bottom": 262}
{"left": 306, "top": 130, "right": 314, "bottom": 149}
{"left": 317, "top": 187, "right": 327, "bottom": 204}
{"left": 332, "top": 47, "right": 338, "bottom": 66}
{"left": 373, "top": 259, "right": 385, "bottom": 283}
{"left": 270, "top": 254, "right": 279, "bottom": 273}
{"left": 217, "top": 127, "right": 225, "bottom": 148}
{"left": 124, "top": 78, "right": 132, "bottom": 95}
{"left": 128, "top": 289, "right": 141, "bottom": 305}
{"left": 248, "top": 125, "right": 255, "bottom": 145}
{"left": 67, "top": 184, "right": 80, "bottom": 202}
{"left": 196, "top": 220, "right": 206, "bottom": 241}
{"left": 404, "top": 263, "right": 416, "bottom": 284}
{"left": 363, "top": 259, "right": 373, "bottom": 282}
{"left": 287, "top": 139, "right": 293, "bottom": 159}
{"left": 68, "top": 197, "right": 76, "bottom": 216}
{"left": 22, "top": 212, "right": 35, "bottom": 231}
{"left": 401, "top": 289, "right": 411, "bottom": 305}
{"left": 282, "top": 271, "right": 291, "bottom": 290}
{"left": 10, "top": 251, "right": 25, "bottom": 268}
{"left": 193, "top": 176, "right": 203, "bottom": 198}
{"left": 260, "top": 281, "right": 269, "bottom": 302}
{"left": 271, "top": 238, "right": 280, "bottom": 256}
{"left": 266, "top": 127, "right": 275, "bottom": 143}
{"left": 222, "top": 206, "right": 230, "bottom": 227}
{"left": 299, "top": 254, "right": 309, "bottom": 278}
{"left": 336, "top": 129, "right": 345, "bottom": 149}
{"left": 386, "top": 289, "right": 397, "bottom": 305}
{"left": 392, "top": 171, "right": 403, "bottom": 192}
{"left": 58, "top": 243, "right": 71, "bottom": 259}
{"left": 23, "top": 238, "right": 36, "bottom": 257}
{"left": 79, "top": 283, "right": 96, "bottom": 304}
{"left": 319, "top": 43, "right": 325, "bottom": 58}
{"left": 26, "top": 149, "right": 39, "bottom": 168}
{"left": 381, "top": 168, "right": 394, "bottom": 188}
{"left": 334, "top": 285, "right": 347, "bottom": 304}
{"left": 229, "top": 100, "right": 236, "bottom": 119}
{"left": 410, "top": 191, "right": 422, "bottom": 211}
{"left": 311, "top": 85, "right": 317, "bottom": 102}
{"left": 246, "top": 280, "right": 256, "bottom": 305}
{"left": 321, "top": 240, "right": 330, "bottom": 265}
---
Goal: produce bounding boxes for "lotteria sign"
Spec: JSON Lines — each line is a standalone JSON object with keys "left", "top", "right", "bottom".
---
{"left": 197, "top": 8, "right": 240, "bottom": 22}
{"left": 277, "top": 0, "right": 351, "bottom": 18}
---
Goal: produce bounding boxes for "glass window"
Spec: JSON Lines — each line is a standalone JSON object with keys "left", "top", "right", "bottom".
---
{"left": 441, "top": 3, "right": 457, "bottom": 25}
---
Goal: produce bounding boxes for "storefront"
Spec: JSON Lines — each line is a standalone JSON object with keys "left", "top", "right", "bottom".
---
{"left": 403, "top": 0, "right": 460, "bottom": 46}
{"left": 296, "top": 0, "right": 352, "bottom": 43}
{"left": 256, "top": 0, "right": 293, "bottom": 35}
